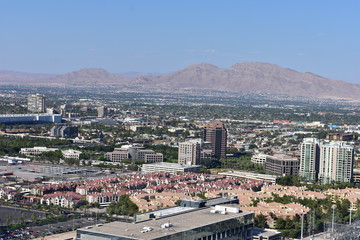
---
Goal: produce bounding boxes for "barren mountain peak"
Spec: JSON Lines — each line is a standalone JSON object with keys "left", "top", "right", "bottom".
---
{"left": 1, "top": 62, "right": 360, "bottom": 100}
{"left": 187, "top": 62, "right": 221, "bottom": 69}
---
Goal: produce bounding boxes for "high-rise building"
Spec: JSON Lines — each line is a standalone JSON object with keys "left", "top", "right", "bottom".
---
{"left": 299, "top": 138, "right": 320, "bottom": 182}
{"left": 318, "top": 141, "right": 354, "bottom": 185}
{"left": 178, "top": 139, "right": 201, "bottom": 165}
{"left": 27, "top": 94, "right": 46, "bottom": 113}
{"left": 97, "top": 106, "right": 108, "bottom": 117}
{"left": 204, "top": 120, "right": 227, "bottom": 158}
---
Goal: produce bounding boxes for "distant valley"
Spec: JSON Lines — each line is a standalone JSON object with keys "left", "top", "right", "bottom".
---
{"left": 1, "top": 62, "right": 359, "bottom": 100}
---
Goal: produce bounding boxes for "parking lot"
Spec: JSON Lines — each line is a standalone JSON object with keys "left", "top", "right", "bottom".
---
{"left": 0, "top": 206, "right": 45, "bottom": 226}
{"left": 31, "top": 217, "right": 106, "bottom": 234}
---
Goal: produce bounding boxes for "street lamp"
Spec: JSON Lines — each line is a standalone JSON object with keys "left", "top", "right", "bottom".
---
{"left": 331, "top": 204, "right": 336, "bottom": 240}
{"left": 349, "top": 207, "right": 352, "bottom": 225}
{"left": 301, "top": 209, "right": 304, "bottom": 240}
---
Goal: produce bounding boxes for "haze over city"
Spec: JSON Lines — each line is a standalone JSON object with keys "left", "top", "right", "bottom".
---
{"left": 2, "top": 1, "right": 360, "bottom": 240}
{"left": 1, "top": 1, "right": 360, "bottom": 83}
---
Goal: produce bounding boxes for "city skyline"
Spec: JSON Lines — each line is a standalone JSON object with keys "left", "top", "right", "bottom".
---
{"left": 1, "top": 1, "right": 360, "bottom": 83}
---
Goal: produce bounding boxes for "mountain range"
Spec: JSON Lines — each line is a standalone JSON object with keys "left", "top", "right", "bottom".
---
{"left": 1, "top": 62, "right": 359, "bottom": 99}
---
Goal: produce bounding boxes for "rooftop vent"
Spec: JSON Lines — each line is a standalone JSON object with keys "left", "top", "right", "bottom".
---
{"left": 141, "top": 227, "right": 153, "bottom": 233}
{"left": 161, "top": 222, "right": 173, "bottom": 229}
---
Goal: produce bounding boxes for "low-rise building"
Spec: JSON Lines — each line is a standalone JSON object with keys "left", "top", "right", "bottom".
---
{"left": 77, "top": 203, "right": 254, "bottom": 240}
{"left": 105, "top": 149, "right": 129, "bottom": 162}
{"left": 20, "top": 147, "right": 59, "bottom": 156}
{"left": 252, "top": 228, "right": 282, "bottom": 240}
{"left": 265, "top": 153, "right": 299, "bottom": 176}
{"left": 144, "top": 153, "right": 163, "bottom": 163}
{"left": 142, "top": 162, "right": 200, "bottom": 174}
{"left": 62, "top": 149, "right": 82, "bottom": 159}
{"left": 51, "top": 125, "right": 78, "bottom": 138}
{"left": 251, "top": 153, "right": 268, "bottom": 165}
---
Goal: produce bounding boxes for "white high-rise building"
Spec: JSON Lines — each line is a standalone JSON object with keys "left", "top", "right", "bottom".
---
{"left": 178, "top": 139, "right": 202, "bottom": 165}
{"left": 27, "top": 94, "right": 46, "bottom": 113}
{"left": 318, "top": 141, "right": 354, "bottom": 185}
{"left": 299, "top": 138, "right": 320, "bottom": 182}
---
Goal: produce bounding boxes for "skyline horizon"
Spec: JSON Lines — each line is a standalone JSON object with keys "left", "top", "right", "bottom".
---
{"left": 1, "top": 1, "right": 359, "bottom": 83}
{"left": 0, "top": 60, "right": 356, "bottom": 82}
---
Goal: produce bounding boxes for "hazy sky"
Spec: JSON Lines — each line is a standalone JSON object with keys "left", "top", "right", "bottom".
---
{"left": 1, "top": 1, "right": 359, "bottom": 83}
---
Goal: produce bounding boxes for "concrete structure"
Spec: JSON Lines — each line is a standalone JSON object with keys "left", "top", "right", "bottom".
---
{"left": 252, "top": 228, "right": 281, "bottom": 240}
{"left": 144, "top": 153, "right": 163, "bottom": 163}
{"left": 27, "top": 94, "right": 45, "bottom": 113}
{"left": 51, "top": 125, "right": 78, "bottom": 138}
{"left": 142, "top": 162, "right": 200, "bottom": 174}
{"left": 299, "top": 138, "right": 320, "bottom": 182}
{"left": 0, "top": 156, "right": 31, "bottom": 163}
{"left": 62, "top": 149, "right": 82, "bottom": 159}
{"left": 352, "top": 168, "right": 360, "bottom": 183}
{"left": 264, "top": 153, "right": 299, "bottom": 176}
{"left": 137, "top": 149, "right": 156, "bottom": 160}
{"left": 204, "top": 120, "right": 227, "bottom": 158}
{"left": 0, "top": 113, "right": 62, "bottom": 124}
{"left": 178, "top": 139, "right": 201, "bottom": 165}
{"left": 105, "top": 146, "right": 163, "bottom": 163}
{"left": 20, "top": 147, "right": 59, "bottom": 156}
{"left": 77, "top": 203, "right": 254, "bottom": 240}
{"left": 219, "top": 171, "right": 278, "bottom": 183}
{"left": 251, "top": 153, "right": 267, "bottom": 165}
{"left": 97, "top": 106, "right": 108, "bottom": 118}
{"left": 318, "top": 141, "right": 354, "bottom": 184}
{"left": 326, "top": 133, "right": 354, "bottom": 141}
{"left": 105, "top": 149, "right": 129, "bottom": 162}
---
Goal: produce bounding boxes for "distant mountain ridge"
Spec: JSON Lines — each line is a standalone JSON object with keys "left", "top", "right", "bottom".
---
{"left": 1, "top": 62, "right": 359, "bottom": 99}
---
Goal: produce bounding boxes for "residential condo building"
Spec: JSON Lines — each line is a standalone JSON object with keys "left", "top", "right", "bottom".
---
{"left": 299, "top": 138, "right": 320, "bottom": 182}
{"left": 27, "top": 94, "right": 46, "bottom": 113}
{"left": 318, "top": 141, "right": 354, "bottom": 185}
{"left": 178, "top": 139, "right": 201, "bottom": 165}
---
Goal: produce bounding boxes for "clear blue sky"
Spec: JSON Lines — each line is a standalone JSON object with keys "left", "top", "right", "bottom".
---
{"left": 1, "top": 1, "right": 359, "bottom": 83}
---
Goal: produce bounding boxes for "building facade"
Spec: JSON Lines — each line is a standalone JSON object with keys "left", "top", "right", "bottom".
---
{"left": 251, "top": 153, "right": 268, "bottom": 165}
{"left": 20, "top": 147, "right": 58, "bottom": 156}
{"left": 61, "top": 150, "right": 82, "bottom": 159}
{"left": 142, "top": 162, "right": 200, "bottom": 174}
{"left": 51, "top": 125, "right": 78, "bottom": 138}
{"left": 264, "top": 154, "right": 299, "bottom": 176}
{"left": 105, "top": 149, "right": 130, "bottom": 162}
{"left": 299, "top": 138, "right": 320, "bottom": 182}
{"left": 97, "top": 106, "right": 108, "bottom": 118}
{"left": 318, "top": 142, "right": 354, "bottom": 185}
{"left": 77, "top": 204, "right": 254, "bottom": 240}
{"left": 27, "top": 94, "right": 46, "bottom": 113}
{"left": 178, "top": 140, "right": 201, "bottom": 165}
{"left": 204, "top": 120, "right": 227, "bottom": 158}
{"left": 144, "top": 153, "right": 163, "bottom": 163}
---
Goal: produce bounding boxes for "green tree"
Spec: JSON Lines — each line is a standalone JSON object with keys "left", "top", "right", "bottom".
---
{"left": 106, "top": 195, "right": 138, "bottom": 216}
{"left": 254, "top": 214, "right": 269, "bottom": 228}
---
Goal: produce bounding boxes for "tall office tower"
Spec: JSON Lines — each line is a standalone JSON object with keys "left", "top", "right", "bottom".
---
{"left": 97, "top": 106, "right": 108, "bottom": 117}
{"left": 178, "top": 139, "right": 201, "bottom": 165}
{"left": 27, "top": 94, "right": 46, "bottom": 113}
{"left": 203, "top": 120, "right": 227, "bottom": 158}
{"left": 318, "top": 141, "right": 354, "bottom": 185}
{"left": 299, "top": 138, "right": 320, "bottom": 182}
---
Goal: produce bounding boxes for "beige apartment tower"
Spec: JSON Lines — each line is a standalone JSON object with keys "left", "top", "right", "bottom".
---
{"left": 27, "top": 94, "right": 46, "bottom": 113}
{"left": 178, "top": 140, "right": 201, "bottom": 165}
